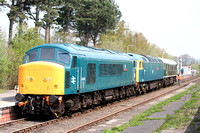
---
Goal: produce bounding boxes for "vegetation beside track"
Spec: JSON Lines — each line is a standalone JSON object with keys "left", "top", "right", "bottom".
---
{"left": 155, "top": 83, "right": 200, "bottom": 132}
{"left": 0, "top": 88, "right": 7, "bottom": 93}
{"left": 103, "top": 83, "right": 199, "bottom": 133}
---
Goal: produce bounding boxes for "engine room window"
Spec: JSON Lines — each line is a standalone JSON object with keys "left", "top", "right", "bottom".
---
{"left": 39, "top": 48, "right": 55, "bottom": 60}
{"left": 100, "top": 64, "right": 123, "bottom": 76}
{"left": 57, "top": 50, "right": 70, "bottom": 64}
{"left": 25, "top": 50, "right": 37, "bottom": 63}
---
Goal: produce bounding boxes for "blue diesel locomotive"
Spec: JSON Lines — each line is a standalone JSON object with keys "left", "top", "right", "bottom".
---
{"left": 15, "top": 43, "right": 177, "bottom": 116}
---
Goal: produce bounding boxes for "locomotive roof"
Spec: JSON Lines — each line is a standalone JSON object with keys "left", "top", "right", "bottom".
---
{"left": 159, "top": 58, "right": 177, "bottom": 65}
{"left": 127, "top": 53, "right": 177, "bottom": 65}
{"left": 27, "top": 43, "right": 132, "bottom": 61}
{"left": 127, "top": 53, "right": 149, "bottom": 62}
{"left": 127, "top": 53, "right": 163, "bottom": 63}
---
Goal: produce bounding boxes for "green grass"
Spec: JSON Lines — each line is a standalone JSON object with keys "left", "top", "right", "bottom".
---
{"left": 0, "top": 88, "right": 7, "bottom": 93}
{"left": 103, "top": 84, "right": 199, "bottom": 133}
{"left": 196, "top": 126, "right": 200, "bottom": 131}
{"left": 155, "top": 85, "right": 200, "bottom": 132}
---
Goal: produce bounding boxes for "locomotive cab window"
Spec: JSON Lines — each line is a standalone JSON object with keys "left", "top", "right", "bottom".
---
{"left": 25, "top": 50, "right": 38, "bottom": 63}
{"left": 57, "top": 50, "right": 70, "bottom": 64}
{"left": 135, "top": 61, "right": 137, "bottom": 68}
{"left": 136, "top": 61, "right": 143, "bottom": 69}
{"left": 139, "top": 61, "right": 143, "bottom": 68}
{"left": 39, "top": 48, "right": 55, "bottom": 60}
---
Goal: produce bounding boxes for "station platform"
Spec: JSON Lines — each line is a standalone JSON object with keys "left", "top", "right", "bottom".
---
{"left": 0, "top": 90, "right": 17, "bottom": 107}
{"left": 0, "top": 90, "right": 20, "bottom": 123}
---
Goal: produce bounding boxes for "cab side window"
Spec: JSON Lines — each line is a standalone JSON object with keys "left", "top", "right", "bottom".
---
{"left": 139, "top": 61, "right": 143, "bottom": 68}
{"left": 25, "top": 50, "right": 38, "bottom": 63}
{"left": 135, "top": 61, "right": 138, "bottom": 68}
{"left": 57, "top": 50, "right": 70, "bottom": 64}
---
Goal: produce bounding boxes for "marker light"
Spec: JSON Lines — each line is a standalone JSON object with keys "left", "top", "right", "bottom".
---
{"left": 30, "top": 77, "right": 33, "bottom": 81}
{"left": 18, "top": 102, "right": 25, "bottom": 107}
{"left": 58, "top": 96, "right": 62, "bottom": 104}
{"left": 43, "top": 77, "right": 47, "bottom": 82}
{"left": 46, "top": 96, "right": 50, "bottom": 105}
{"left": 54, "top": 85, "right": 58, "bottom": 89}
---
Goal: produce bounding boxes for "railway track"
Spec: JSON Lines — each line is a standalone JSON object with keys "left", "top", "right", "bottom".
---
{"left": 0, "top": 75, "right": 198, "bottom": 133}
{"left": 0, "top": 118, "right": 26, "bottom": 128}
{"left": 65, "top": 76, "right": 199, "bottom": 133}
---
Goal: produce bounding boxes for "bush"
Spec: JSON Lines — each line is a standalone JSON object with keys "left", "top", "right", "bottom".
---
{"left": 0, "top": 26, "right": 45, "bottom": 90}
{"left": 7, "top": 26, "right": 45, "bottom": 89}
{"left": 0, "top": 28, "right": 9, "bottom": 89}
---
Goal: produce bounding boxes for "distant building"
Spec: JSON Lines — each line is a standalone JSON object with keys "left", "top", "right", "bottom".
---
{"left": 182, "top": 66, "right": 191, "bottom": 75}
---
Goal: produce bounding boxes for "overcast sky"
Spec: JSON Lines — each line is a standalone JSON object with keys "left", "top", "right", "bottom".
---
{"left": 115, "top": 0, "right": 200, "bottom": 59}
{"left": 0, "top": 0, "right": 200, "bottom": 59}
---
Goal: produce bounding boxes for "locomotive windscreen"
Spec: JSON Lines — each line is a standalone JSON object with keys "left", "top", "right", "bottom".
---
{"left": 24, "top": 47, "right": 70, "bottom": 65}
{"left": 25, "top": 50, "right": 38, "bottom": 63}
{"left": 39, "top": 48, "right": 55, "bottom": 60}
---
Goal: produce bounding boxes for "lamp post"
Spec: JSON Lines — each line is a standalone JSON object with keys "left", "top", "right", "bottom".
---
{"left": 179, "top": 56, "right": 182, "bottom": 74}
{"left": 127, "top": 45, "right": 134, "bottom": 53}
{"left": 134, "top": 33, "right": 137, "bottom": 52}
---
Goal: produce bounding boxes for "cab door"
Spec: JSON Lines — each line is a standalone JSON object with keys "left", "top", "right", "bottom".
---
{"left": 70, "top": 67, "right": 78, "bottom": 92}
{"left": 136, "top": 60, "right": 144, "bottom": 82}
{"left": 65, "top": 56, "right": 79, "bottom": 94}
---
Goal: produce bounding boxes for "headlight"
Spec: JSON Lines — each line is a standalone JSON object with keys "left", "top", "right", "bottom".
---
{"left": 49, "top": 95, "right": 58, "bottom": 103}
{"left": 15, "top": 93, "right": 25, "bottom": 102}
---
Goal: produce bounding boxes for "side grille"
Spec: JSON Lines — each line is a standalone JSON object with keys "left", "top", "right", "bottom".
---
{"left": 65, "top": 71, "right": 70, "bottom": 88}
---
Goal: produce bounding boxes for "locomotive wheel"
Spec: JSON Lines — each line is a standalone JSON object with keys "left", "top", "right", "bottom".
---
{"left": 136, "top": 86, "right": 141, "bottom": 95}
{"left": 119, "top": 88, "right": 125, "bottom": 99}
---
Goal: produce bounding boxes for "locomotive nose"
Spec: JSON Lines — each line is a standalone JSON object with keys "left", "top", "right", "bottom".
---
{"left": 18, "top": 61, "right": 65, "bottom": 95}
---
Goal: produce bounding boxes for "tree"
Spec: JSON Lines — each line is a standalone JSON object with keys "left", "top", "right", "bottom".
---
{"left": 99, "top": 21, "right": 170, "bottom": 59}
{"left": 41, "top": 0, "right": 60, "bottom": 43}
{"left": 9, "top": 26, "right": 45, "bottom": 89}
{"left": 12, "top": 25, "right": 45, "bottom": 58}
{"left": 3, "top": 0, "right": 18, "bottom": 45}
{"left": 0, "top": 27, "right": 8, "bottom": 89}
{"left": 181, "top": 54, "right": 195, "bottom": 66}
{"left": 25, "top": 0, "right": 43, "bottom": 28}
{"left": 18, "top": 0, "right": 26, "bottom": 37}
{"left": 56, "top": 0, "right": 78, "bottom": 42}
{"left": 99, "top": 21, "right": 133, "bottom": 52}
{"left": 57, "top": 0, "right": 76, "bottom": 32}
{"left": 51, "top": 28, "right": 76, "bottom": 44}
{"left": 1, "top": 0, "right": 29, "bottom": 45}
{"left": 73, "top": 0, "right": 121, "bottom": 46}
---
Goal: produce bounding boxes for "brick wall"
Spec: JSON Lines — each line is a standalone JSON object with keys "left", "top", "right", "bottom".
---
{"left": 0, "top": 106, "right": 21, "bottom": 123}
